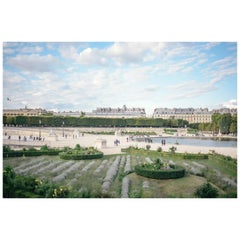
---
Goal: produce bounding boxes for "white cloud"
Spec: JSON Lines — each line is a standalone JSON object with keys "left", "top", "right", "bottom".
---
{"left": 58, "top": 42, "right": 166, "bottom": 66}
{"left": 203, "top": 42, "right": 220, "bottom": 50}
{"left": 222, "top": 99, "right": 237, "bottom": 109}
{"left": 168, "top": 79, "right": 218, "bottom": 100}
{"left": 20, "top": 46, "right": 43, "bottom": 53}
{"left": 3, "top": 70, "right": 26, "bottom": 84}
{"left": 6, "top": 54, "right": 62, "bottom": 72}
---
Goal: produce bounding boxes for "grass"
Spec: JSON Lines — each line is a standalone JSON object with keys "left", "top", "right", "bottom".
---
{"left": 3, "top": 149, "right": 237, "bottom": 198}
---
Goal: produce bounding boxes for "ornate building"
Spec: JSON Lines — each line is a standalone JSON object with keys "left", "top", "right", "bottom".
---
{"left": 153, "top": 108, "right": 212, "bottom": 123}
{"left": 3, "top": 106, "right": 49, "bottom": 116}
{"left": 85, "top": 105, "right": 146, "bottom": 118}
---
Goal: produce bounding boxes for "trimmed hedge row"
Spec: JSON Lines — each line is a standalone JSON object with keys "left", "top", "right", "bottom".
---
{"left": 59, "top": 152, "right": 103, "bottom": 160}
{"left": 183, "top": 153, "right": 209, "bottom": 160}
{"left": 135, "top": 165, "right": 185, "bottom": 179}
{"left": 3, "top": 150, "right": 62, "bottom": 158}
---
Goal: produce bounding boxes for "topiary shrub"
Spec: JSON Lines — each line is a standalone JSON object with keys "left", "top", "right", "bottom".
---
{"left": 59, "top": 146, "right": 103, "bottom": 160}
{"left": 146, "top": 145, "right": 151, "bottom": 150}
{"left": 135, "top": 160, "right": 185, "bottom": 179}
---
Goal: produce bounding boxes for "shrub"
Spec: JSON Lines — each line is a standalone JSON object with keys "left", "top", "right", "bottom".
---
{"left": 3, "top": 146, "right": 11, "bottom": 153}
{"left": 135, "top": 164, "right": 185, "bottom": 179}
{"left": 74, "top": 144, "right": 81, "bottom": 150}
{"left": 194, "top": 182, "right": 219, "bottom": 198}
{"left": 59, "top": 149, "right": 103, "bottom": 160}
{"left": 146, "top": 145, "right": 151, "bottom": 150}
{"left": 40, "top": 145, "right": 49, "bottom": 151}
{"left": 169, "top": 146, "right": 177, "bottom": 154}
{"left": 3, "top": 146, "right": 62, "bottom": 158}
{"left": 157, "top": 147, "right": 162, "bottom": 152}
{"left": 183, "top": 153, "right": 208, "bottom": 160}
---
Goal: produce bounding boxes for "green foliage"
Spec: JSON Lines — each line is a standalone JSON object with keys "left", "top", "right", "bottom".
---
{"left": 59, "top": 145, "right": 103, "bottom": 160}
{"left": 188, "top": 113, "right": 237, "bottom": 134}
{"left": 3, "top": 146, "right": 62, "bottom": 158}
{"left": 74, "top": 144, "right": 81, "bottom": 150}
{"left": 187, "top": 128, "right": 198, "bottom": 134}
{"left": 3, "top": 115, "right": 189, "bottom": 128}
{"left": 169, "top": 146, "right": 177, "bottom": 154}
{"left": 40, "top": 145, "right": 49, "bottom": 151}
{"left": 3, "top": 145, "right": 11, "bottom": 153}
{"left": 157, "top": 147, "right": 162, "bottom": 152}
{"left": 218, "top": 113, "right": 232, "bottom": 134}
{"left": 135, "top": 164, "right": 185, "bottom": 179}
{"left": 146, "top": 145, "right": 151, "bottom": 150}
{"left": 183, "top": 153, "right": 208, "bottom": 160}
{"left": 194, "top": 182, "right": 219, "bottom": 198}
{"left": 3, "top": 166, "right": 72, "bottom": 198}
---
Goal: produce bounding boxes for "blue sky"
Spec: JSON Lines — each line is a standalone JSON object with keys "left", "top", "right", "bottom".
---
{"left": 3, "top": 42, "right": 237, "bottom": 115}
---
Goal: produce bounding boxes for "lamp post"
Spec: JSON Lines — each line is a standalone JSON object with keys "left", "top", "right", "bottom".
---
{"left": 39, "top": 119, "right": 42, "bottom": 138}
{"left": 62, "top": 121, "right": 65, "bottom": 137}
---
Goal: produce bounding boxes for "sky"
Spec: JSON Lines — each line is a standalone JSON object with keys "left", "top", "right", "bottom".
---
{"left": 3, "top": 42, "right": 237, "bottom": 116}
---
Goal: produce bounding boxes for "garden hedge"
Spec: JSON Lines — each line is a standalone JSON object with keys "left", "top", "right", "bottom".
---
{"left": 3, "top": 150, "right": 62, "bottom": 158}
{"left": 59, "top": 152, "right": 103, "bottom": 160}
{"left": 135, "top": 164, "right": 185, "bottom": 179}
{"left": 183, "top": 153, "right": 208, "bottom": 160}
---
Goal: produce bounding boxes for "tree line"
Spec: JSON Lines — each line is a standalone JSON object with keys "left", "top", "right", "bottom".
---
{"left": 3, "top": 115, "right": 188, "bottom": 128}
{"left": 189, "top": 113, "right": 237, "bottom": 135}
{"left": 3, "top": 113, "right": 237, "bottom": 134}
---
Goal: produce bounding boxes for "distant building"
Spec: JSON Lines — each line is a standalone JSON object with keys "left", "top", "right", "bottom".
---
{"left": 153, "top": 107, "right": 237, "bottom": 123}
{"left": 212, "top": 108, "right": 237, "bottom": 115}
{"left": 53, "top": 111, "right": 82, "bottom": 117}
{"left": 153, "top": 108, "right": 212, "bottom": 123}
{"left": 3, "top": 106, "right": 49, "bottom": 117}
{"left": 85, "top": 105, "right": 146, "bottom": 118}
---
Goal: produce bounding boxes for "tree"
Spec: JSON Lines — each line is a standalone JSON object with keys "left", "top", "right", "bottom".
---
{"left": 219, "top": 113, "right": 232, "bottom": 134}
{"left": 229, "top": 121, "right": 237, "bottom": 134}
{"left": 211, "top": 113, "right": 221, "bottom": 133}
{"left": 229, "top": 114, "right": 237, "bottom": 135}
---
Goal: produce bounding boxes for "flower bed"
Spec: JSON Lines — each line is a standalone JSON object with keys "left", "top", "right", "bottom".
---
{"left": 135, "top": 159, "right": 185, "bottom": 179}
{"left": 59, "top": 145, "right": 103, "bottom": 160}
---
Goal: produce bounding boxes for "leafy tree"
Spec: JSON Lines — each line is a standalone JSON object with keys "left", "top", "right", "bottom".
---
{"left": 194, "top": 182, "right": 219, "bottom": 198}
{"left": 211, "top": 113, "right": 221, "bottom": 133}
{"left": 229, "top": 121, "right": 237, "bottom": 134}
{"left": 229, "top": 114, "right": 237, "bottom": 134}
{"left": 219, "top": 113, "right": 232, "bottom": 134}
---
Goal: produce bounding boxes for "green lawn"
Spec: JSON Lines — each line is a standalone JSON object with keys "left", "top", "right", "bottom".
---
{"left": 3, "top": 150, "right": 237, "bottom": 198}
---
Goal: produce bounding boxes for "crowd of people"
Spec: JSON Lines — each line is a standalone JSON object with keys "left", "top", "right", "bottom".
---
{"left": 4, "top": 132, "right": 45, "bottom": 142}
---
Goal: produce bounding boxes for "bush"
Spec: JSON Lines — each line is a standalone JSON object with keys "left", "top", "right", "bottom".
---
{"left": 169, "top": 146, "right": 177, "bottom": 154}
{"left": 146, "top": 145, "right": 151, "bottom": 150}
{"left": 135, "top": 164, "right": 185, "bottom": 179}
{"left": 194, "top": 182, "right": 219, "bottom": 198}
{"left": 183, "top": 153, "right": 208, "bottom": 160}
{"left": 59, "top": 147, "right": 104, "bottom": 160}
{"left": 3, "top": 146, "right": 62, "bottom": 158}
{"left": 40, "top": 145, "right": 49, "bottom": 151}
{"left": 3, "top": 166, "right": 72, "bottom": 198}
{"left": 157, "top": 147, "right": 162, "bottom": 152}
